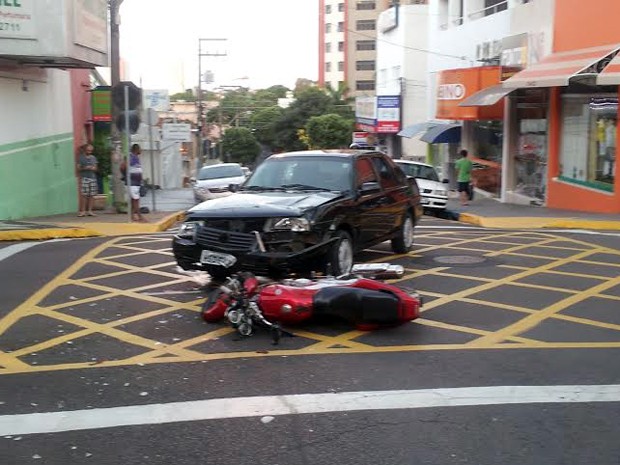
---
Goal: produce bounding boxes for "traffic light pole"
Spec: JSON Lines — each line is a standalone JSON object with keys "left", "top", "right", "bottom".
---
{"left": 124, "top": 84, "right": 132, "bottom": 223}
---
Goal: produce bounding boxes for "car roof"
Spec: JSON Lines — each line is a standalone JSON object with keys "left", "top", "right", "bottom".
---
{"left": 200, "top": 162, "right": 241, "bottom": 169}
{"left": 268, "top": 149, "right": 384, "bottom": 159}
{"left": 394, "top": 159, "right": 433, "bottom": 168}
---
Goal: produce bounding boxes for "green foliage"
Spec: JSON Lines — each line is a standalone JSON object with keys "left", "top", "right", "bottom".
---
{"left": 92, "top": 124, "right": 112, "bottom": 178}
{"left": 306, "top": 114, "right": 354, "bottom": 149}
{"left": 251, "top": 106, "right": 284, "bottom": 147}
{"left": 221, "top": 127, "right": 261, "bottom": 166}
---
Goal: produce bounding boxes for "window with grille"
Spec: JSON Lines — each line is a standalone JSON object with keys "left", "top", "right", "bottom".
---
{"left": 338, "top": 41, "right": 345, "bottom": 52}
{"left": 338, "top": 21, "right": 344, "bottom": 32}
{"left": 325, "top": 23, "right": 332, "bottom": 33}
{"left": 356, "top": 80, "right": 375, "bottom": 91}
{"left": 356, "top": 60, "right": 375, "bottom": 71}
{"left": 356, "top": 40, "right": 375, "bottom": 51}
{"left": 338, "top": 62, "right": 344, "bottom": 71}
{"left": 357, "top": 1, "right": 376, "bottom": 10}
{"left": 357, "top": 20, "right": 376, "bottom": 31}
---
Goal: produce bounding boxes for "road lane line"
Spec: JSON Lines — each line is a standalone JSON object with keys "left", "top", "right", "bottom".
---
{"left": 0, "top": 243, "right": 39, "bottom": 263}
{"left": 1, "top": 385, "right": 619, "bottom": 436}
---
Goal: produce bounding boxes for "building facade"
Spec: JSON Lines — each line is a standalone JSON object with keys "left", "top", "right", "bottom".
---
{"left": 0, "top": 0, "right": 108, "bottom": 220}
{"left": 319, "top": 0, "right": 392, "bottom": 97}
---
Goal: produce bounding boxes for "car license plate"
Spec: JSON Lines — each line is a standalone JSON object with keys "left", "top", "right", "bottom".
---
{"left": 200, "top": 250, "right": 237, "bottom": 267}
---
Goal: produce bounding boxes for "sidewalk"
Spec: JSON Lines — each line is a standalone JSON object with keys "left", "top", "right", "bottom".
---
{"left": 2, "top": 187, "right": 620, "bottom": 242}
{"left": 444, "top": 193, "right": 620, "bottom": 231}
{"left": 0, "top": 188, "right": 195, "bottom": 241}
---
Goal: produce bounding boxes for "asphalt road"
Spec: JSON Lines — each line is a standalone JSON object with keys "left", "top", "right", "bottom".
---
{"left": 1, "top": 217, "right": 620, "bottom": 465}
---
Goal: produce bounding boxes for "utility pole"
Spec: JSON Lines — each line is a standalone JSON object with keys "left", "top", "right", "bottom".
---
{"left": 109, "top": 0, "right": 125, "bottom": 212}
{"left": 196, "top": 38, "right": 227, "bottom": 171}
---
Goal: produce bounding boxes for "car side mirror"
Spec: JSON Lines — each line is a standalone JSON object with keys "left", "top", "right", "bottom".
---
{"left": 359, "top": 181, "right": 381, "bottom": 194}
{"left": 228, "top": 183, "right": 240, "bottom": 193}
{"left": 442, "top": 179, "right": 449, "bottom": 184}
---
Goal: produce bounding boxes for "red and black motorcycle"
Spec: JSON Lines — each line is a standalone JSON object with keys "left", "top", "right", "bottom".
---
{"left": 201, "top": 264, "right": 422, "bottom": 344}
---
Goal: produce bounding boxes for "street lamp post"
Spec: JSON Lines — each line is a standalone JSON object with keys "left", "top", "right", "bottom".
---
{"left": 109, "top": 0, "right": 125, "bottom": 212}
{"left": 196, "top": 38, "right": 227, "bottom": 171}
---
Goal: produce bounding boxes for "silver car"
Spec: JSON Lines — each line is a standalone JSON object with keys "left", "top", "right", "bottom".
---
{"left": 192, "top": 163, "right": 246, "bottom": 203}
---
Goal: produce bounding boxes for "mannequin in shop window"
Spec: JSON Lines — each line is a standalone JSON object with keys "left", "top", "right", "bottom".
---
{"left": 605, "top": 118, "right": 616, "bottom": 178}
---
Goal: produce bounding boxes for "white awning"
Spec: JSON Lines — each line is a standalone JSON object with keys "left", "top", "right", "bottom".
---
{"left": 503, "top": 44, "right": 620, "bottom": 88}
{"left": 459, "top": 85, "right": 514, "bottom": 107}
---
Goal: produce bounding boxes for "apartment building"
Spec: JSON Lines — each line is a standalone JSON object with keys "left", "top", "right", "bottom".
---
{"left": 319, "top": 0, "right": 393, "bottom": 97}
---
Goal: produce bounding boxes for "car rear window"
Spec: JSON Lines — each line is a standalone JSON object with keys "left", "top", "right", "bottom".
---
{"left": 198, "top": 165, "right": 243, "bottom": 180}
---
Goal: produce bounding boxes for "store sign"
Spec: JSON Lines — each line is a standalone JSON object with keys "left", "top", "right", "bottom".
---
{"left": 378, "top": 5, "right": 399, "bottom": 33}
{"left": 376, "top": 96, "right": 401, "bottom": 133}
{"left": 143, "top": 89, "right": 170, "bottom": 112}
{"left": 500, "top": 34, "right": 529, "bottom": 81}
{"left": 437, "top": 84, "right": 466, "bottom": 101}
{"left": 355, "top": 96, "right": 377, "bottom": 131}
{"left": 352, "top": 132, "right": 370, "bottom": 144}
{"left": 0, "top": 0, "right": 35, "bottom": 39}
{"left": 162, "top": 123, "right": 192, "bottom": 142}
{"left": 74, "top": 0, "right": 107, "bottom": 53}
{"left": 91, "top": 87, "right": 112, "bottom": 122}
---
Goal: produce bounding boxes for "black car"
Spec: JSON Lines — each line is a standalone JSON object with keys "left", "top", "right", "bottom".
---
{"left": 173, "top": 150, "right": 423, "bottom": 280}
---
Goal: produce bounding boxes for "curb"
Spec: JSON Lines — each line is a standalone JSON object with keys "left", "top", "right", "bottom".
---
{"left": 456, "top": 212, "right": 620, "bottom": 231}
{"left": 0, "top": 211, "right": 187, "bottom": 242}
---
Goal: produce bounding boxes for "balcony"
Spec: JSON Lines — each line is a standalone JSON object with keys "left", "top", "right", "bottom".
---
{"left": 468, "top": 1, "right": 508, "bottom": 21}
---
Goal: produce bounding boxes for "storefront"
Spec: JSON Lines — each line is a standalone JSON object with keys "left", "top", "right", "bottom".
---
{"left": 435, "top": 66, "right": 505, "bottom": 195}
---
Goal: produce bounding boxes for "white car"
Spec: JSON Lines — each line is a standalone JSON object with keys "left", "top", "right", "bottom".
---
{"left": 395, "top": 160, "right": 449, "bottom": 211}
{"left": 192, "top": 163, "right": 247, "bottom": 203}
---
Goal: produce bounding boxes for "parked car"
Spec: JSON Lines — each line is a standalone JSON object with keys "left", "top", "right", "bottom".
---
{"left": 241, "top": 166, "right": 252, "bottom": 177}
{"left": 192, "top": 163, "right": 246, "bottom": 203}
{"left": 173, "top": 150, "right": 423, "bottom": 280}
{"left": 394, "top": 160, "right": 449, "bottom": 211}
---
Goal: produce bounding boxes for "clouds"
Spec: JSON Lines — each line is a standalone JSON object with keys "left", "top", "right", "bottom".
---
{"left": 119, "top": 0, "right": 318, "bottom": 92}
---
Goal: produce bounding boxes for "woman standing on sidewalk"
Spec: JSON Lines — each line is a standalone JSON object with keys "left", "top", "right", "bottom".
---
{"left": 122, "top": 144, "right": 147, "bottom": 222}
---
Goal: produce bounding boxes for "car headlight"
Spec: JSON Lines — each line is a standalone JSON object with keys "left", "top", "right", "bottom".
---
{"left": 177, "top": 221, "right": 202, "bottom": 240}
{"left": 271, "top": 217, "right": 311, "bottom": 232}
{"left": 433, "top": 189, "right": 448, "bottom": 197}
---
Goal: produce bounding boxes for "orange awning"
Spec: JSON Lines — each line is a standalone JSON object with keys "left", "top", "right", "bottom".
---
{"left": 503, "top": 44, "right": 620, "bottom": 88}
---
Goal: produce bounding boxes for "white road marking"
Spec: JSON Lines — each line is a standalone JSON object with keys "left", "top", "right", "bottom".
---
{"left": 1, "top": 385, "right": 619, "bottom": 436}
{"left": 0, "top": 243, "right": 39, "bottom": 263}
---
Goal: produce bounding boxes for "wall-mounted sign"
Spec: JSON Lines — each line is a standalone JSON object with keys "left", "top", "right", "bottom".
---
{"left": 500, "top": 33, "right": 529, "bottom": 81}
{"left": 162, "top": 123, "right": 192, "bottom": 142}
{"left": 437, "top": 84, "right": 467, "bottom": 101}
{"left": 378, "top": 5, "right": 399, "bottom": 33}
{"left": 0, "top": 0, "right": 35, "bottom": 39}
{"left": 74, "top": 0, "right": 107, "bottom": 53}
{"left": 91, "top": 87, "right": 112, "bottom": 122}
{"left": 376, "top": 96, "right": 400, "bottom": 133}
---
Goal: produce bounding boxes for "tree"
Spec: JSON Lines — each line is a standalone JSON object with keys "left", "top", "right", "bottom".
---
{"left": 221, "top": 128, "right": 261, "bottom": 166}
{"left": 251, "top": 106, "right": 284, "bottom": 147}
{"left": 306, "top": 114, "right": 354, "bottom": 149}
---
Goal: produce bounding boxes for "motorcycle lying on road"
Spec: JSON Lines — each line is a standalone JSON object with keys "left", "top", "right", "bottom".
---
{"left": 201, "top": 263, "right": 422, "bottom": 344}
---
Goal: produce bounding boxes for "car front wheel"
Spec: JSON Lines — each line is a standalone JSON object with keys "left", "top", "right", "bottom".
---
{"left": 326, "top": 230, "right": 354, "bottom": 276}
{"left": 391, "top": 212, "right": 414, "bottom": 254}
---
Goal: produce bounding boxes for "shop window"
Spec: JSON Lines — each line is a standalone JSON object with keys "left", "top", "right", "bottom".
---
{"left": 356, "top": 40, "right": 375, "bottom": 51}
{"left": 560, "top": 95, "right": 616, "bottom": 192}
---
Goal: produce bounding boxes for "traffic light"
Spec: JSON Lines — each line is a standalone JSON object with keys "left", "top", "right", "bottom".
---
{"left": 112, "top": 81, "right": 142, "bottom": 134}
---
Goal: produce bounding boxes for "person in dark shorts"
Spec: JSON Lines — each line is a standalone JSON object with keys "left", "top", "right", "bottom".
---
{"left": 455, "top": 149, "right": 473, "bottom": 206}
{"left": 76, "top": 143, "right": 98, "bottom": 217}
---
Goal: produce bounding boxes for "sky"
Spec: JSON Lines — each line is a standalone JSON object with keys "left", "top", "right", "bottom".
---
{"left": 118, "top": 0, "right": 319, "bottom": 93}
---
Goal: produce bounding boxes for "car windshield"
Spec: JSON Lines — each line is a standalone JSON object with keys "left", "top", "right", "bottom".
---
{"left": 397, "top": 163, "right": 439, "bottom": 182}
{"left": 197, "top": 165, "right": 243, "bottom": 180}
{"left": 245, "top": 156, "right": 352, "bottom": 192}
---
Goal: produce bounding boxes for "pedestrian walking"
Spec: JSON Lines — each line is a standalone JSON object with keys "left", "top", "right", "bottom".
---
{"left": 455, "top": 149, "right": 473, "bottom": 206}
{"left": 121, "top": 143, "right": 147, "bottom": 222}
{"left": 76, "top": 143, "right": 98, "bottom": 217}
